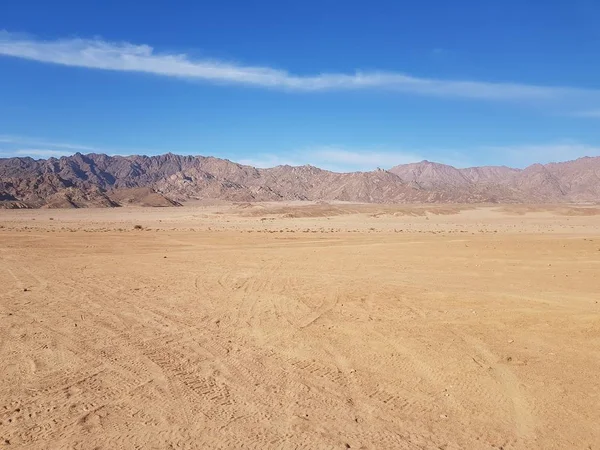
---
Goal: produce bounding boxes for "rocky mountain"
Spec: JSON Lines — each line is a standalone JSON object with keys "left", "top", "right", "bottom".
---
{"left": 389, "top": 158, "right": 600, "bottom": 203}
{"left": 1, "top": 153, "right": 599, "bottom": 208}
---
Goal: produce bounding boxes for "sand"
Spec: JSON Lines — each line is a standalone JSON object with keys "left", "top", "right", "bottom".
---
{"left": 1, "top": 203, "right": 599, "bottom": 449}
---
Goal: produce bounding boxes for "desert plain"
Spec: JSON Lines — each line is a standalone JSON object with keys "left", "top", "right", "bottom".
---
{"left": 0, "top": 202, "right": 599, "bottom": 449}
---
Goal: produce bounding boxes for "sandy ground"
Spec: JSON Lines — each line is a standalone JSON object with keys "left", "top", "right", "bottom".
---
{"left": 1, "top": 203, "right": 599, "bottom": 449}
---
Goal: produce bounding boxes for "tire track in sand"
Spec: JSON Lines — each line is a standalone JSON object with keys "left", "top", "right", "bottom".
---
{"left": 462, "top": 335, "right": 536, "bottom": 445}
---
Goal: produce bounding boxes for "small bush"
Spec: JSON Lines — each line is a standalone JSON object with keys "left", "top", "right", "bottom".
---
{"left": 134, "top": 224, "right": 143, "bottom": 230}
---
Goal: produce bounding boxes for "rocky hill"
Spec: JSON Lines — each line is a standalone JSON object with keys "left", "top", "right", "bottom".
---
{"left": 1, "top": 153, "right": 599, "bottom": 208}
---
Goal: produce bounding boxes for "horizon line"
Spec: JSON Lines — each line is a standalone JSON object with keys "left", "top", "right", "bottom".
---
{"left": 2, "top": 149, "right": 598, "bottom": 173}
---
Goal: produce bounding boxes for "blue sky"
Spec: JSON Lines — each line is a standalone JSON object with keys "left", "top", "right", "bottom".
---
{"left": 0, "top": 0, "right": 599, "bottom": 171}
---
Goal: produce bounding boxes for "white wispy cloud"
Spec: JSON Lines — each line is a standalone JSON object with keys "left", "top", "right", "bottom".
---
{"left": 308, "top": 147, "right": 423, "bottom": 169}
{"left": 238, "top": 154, "right": 305, "bottom": 169}
{"left": 239, "top": 146, "right": 426, "bottom": 172}
{"left": 569, "top": 109, "right": 600, "bottom": 118}
{"left": 0, "top": 134, "right": 159, "bottom": 157}
{"left": 0, "top": 134, "right": 98, "bottom": 151}
{"left": 14, "top": 148, "right": 76, "bottom": 157}
{"left": 483, "top": 142, "right": 600, "bottom": 167}
{"left": 0, "top": 31, "right": 596, "bottom": 103}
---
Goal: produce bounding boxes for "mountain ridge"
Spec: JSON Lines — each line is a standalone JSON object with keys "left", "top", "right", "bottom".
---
{"left": 1, "top": 153, "right": 599, "bottom": 208}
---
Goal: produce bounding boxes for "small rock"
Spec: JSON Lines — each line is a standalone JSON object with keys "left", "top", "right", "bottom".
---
{"left": 508, "top": 339, "right": 514, "bottom": 344}
{"left": 23, "top": 288, "right": 28, "bottom": 292}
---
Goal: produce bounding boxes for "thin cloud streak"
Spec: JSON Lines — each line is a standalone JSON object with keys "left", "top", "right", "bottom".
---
{"left": 238, "top": 155, "right": 305, "bottom": 169}
{"left": 239, "top": 147, "right": 426, "bottom": 172}
{"left": 570, "top": 110, "right": 600, "bottom": 118}
{"left": 312, "top": 147, "right": 423, "bottom": 168}
{"left": 14, "top": 148, "right": 76, "bottom": 157}
{"left": 0, "top": 31, "right": 595, "bottom": 102}
{"left": 0, "top": 134, "right": 98, "bottom": 151}
{"left": 0, "top": 134, "right": 160, "bottom": 157}
{"left": 482, "top": 142, "right": 600, "bottom": 167}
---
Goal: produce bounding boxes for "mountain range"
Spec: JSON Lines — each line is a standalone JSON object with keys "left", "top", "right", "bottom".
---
{"left": 1, "top": 153, "right": 599, "bottom": 208}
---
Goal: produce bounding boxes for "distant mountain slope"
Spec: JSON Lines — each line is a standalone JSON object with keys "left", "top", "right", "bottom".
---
{"left": 1, "top": 153, "right": 599, "bottom": 208}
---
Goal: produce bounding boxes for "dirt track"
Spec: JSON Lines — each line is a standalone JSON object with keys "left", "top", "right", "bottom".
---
{"left": 1, "top": 204, "right": 599, "bottom": 449}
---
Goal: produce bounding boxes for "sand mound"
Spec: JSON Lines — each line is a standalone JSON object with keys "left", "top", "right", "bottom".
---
{"left": 0, "top": 200, "right": 31, "bottom": 209}
{"left": 42, "top": 188, "right": 119, "bottom": 209}
{"left": 498, "top": 204, "right": 600, "bottom": 216}
{"left": 108, "top": 187, "right": 181, "bottom": 207}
